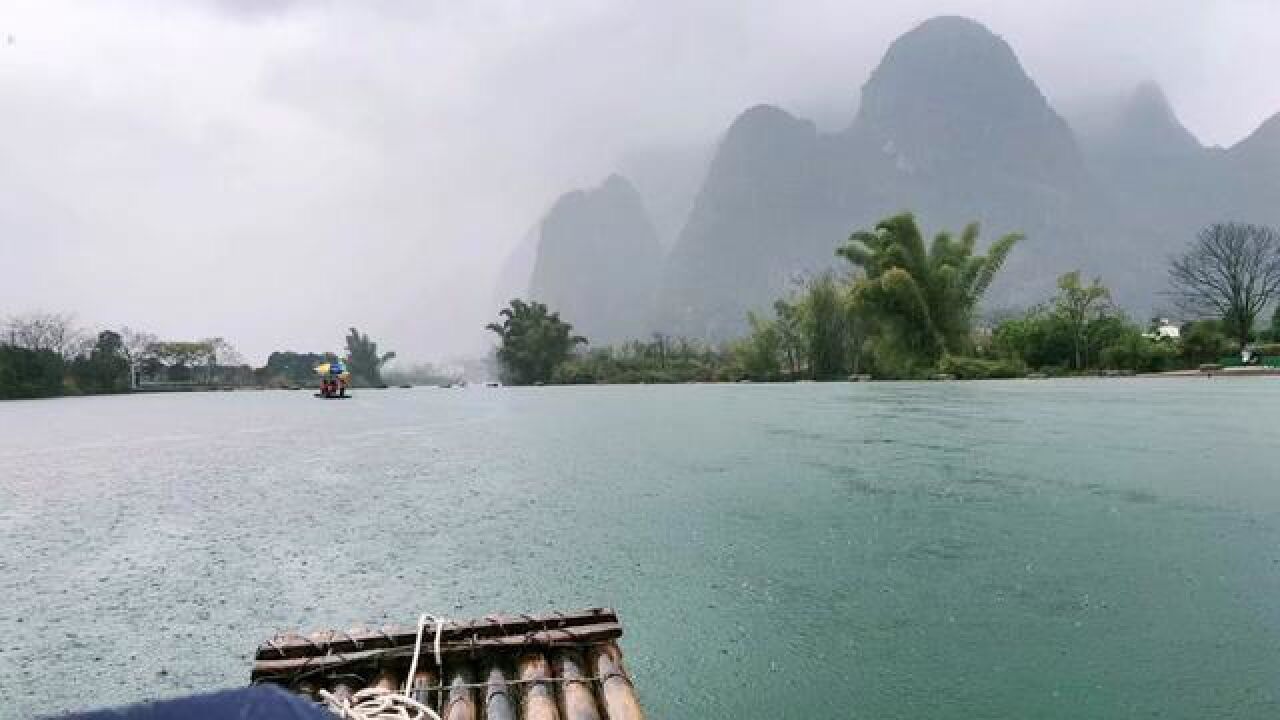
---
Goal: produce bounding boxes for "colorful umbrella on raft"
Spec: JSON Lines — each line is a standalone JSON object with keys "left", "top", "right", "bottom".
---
{"left": 313, "top": 362, "right": 351, "bottom": 379}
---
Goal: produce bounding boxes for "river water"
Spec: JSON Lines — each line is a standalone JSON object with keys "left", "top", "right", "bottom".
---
{"left": 1, "top": 380, "right": 1279, "bottom": 718}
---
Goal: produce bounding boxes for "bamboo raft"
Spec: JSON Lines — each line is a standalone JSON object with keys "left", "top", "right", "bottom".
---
{"left": 251, "top": 607, "right": 646, "bottom": 720}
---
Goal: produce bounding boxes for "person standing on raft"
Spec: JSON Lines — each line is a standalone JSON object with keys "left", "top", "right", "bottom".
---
{"left": 314, "top": 361, "right": 351, "bottom": 398}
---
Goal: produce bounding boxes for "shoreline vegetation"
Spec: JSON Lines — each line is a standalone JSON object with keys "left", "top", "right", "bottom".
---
{"left": 0, "top": 323, "right": 427, "bottom": 401}
{"left": 489, "top": 213, "right": 1280, "bottom": 386}
{"left": 7, "top": 213, "right": 1280, "bottom": 398}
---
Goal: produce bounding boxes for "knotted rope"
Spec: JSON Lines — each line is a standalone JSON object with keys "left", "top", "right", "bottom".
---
{"left": 319, "top": 614, "right": 446, "bottom": 720}
{"left": 320, "top": 687, "right": 436, "bottom": 720}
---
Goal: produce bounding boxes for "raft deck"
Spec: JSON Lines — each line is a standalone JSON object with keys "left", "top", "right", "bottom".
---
{"left": 252, "top": 607, "right": 646, "bottom": 719}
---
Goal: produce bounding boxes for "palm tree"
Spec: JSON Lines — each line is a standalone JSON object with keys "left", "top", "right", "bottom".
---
{"left": 486, "top": 299, "right": 586, "bottom": 385}
{"left": 838, "top": 212, "right": 1021, "bottom": 363}
{"left": 344, "top": 327, "right": 395, "bottom": 386}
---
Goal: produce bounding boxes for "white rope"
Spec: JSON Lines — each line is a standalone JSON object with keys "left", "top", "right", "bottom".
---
{"left": 320, "top": 614, "right": 447, "bottom": 720}
{"left": 319, "top": 687, "right": 438, "bottom": 720}
{"left": 402, "top": 614, "right": 445, "bottom": 696}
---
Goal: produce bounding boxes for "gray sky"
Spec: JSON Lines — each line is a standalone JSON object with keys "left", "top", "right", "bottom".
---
{"left": 2, "top": 0, "right": 1278, "bottom": 363}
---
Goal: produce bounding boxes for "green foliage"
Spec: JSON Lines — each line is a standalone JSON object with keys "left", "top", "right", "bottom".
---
{"left": 1099, "top": 330, "right": 1177, "bottom": 373}
{"left": 487, "top": 299, "right": 586, "bottom": 385}
{"left": 549, "top": 359, "right": 599, "bottom": 385}
{"left": 990, "top": 272, "right": 1145, "bottom": 373}
{"left": 69, "top": 330, "right": 130, "bottom": 393}
{"left": 1178, "top": 320, "right": 1234, "bottom": 365}
{"left": 737, "top": 313, "right": 782, "bottom": 381}
{"left": 802, "top": 273, "right": 849, "bottom": 379}
{"left": 1053, "top": 271, "right": 1112, "bottom": 371}
{"left": 862, "top": 330, "right": 935, "bottom": 379}
{"left": 990, "top": 280, "right": 1199, "bottom": 374}
{"left": 937, "top": 354, "right": 1023, "bottom": 379}
{"left": 0, "top": 345, "right": 65, "bottom": 399}
{"left": 264, "top": 351, "right": 333, "bottom": 386}
{"left": 1260, "top": 307, "right": 1280, "bottom": 343}
{"left": 991, "top": 308, "right": 1070, "bottom": 372}
{"left": 773, "top": 299, "right": 805, "bottom": 376}
{"left": 141, "top": 338, "right": 248, "bottom": 385}
{"left": 381, "top": 362, "right": 458, "bottom": 387}
{"left": 344, "top": 328, "right": 396, "bottom": 386}
{"left": 552, "top": 337, "right": 731, "bottom": 384}
{"left": 721, "top": 211, "right": 1027, "bottom": 381}
{"left": 839, "top": 212, "right": 1021, "bottom": 364}
{"left": 733, "top": 272, "right": 868, "bottom": 380}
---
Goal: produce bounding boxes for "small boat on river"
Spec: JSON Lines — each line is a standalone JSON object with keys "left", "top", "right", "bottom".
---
{"left": 315, "top": 360, "right": 352, "bottom": 399}
{"left": 251, "top": 607, "right": 646, "bottom": 720}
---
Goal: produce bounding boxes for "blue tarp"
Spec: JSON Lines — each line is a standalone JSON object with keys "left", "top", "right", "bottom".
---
{"left": 59, "top": 685, "right": 332, "bottom": 720}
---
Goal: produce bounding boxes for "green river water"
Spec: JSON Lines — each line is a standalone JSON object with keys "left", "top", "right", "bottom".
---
{"left": 1, "top": 380, "right": 1278, "bottom": 718}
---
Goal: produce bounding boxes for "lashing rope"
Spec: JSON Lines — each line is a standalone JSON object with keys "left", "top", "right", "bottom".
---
{"left": 311, "top": 613, "right": 627, "bottom": 718}
{"left": 319, "top": 614, "right": 445, "bottom": 720}
{"left": 319, "top": 688, "right": 436, "bottom": 720}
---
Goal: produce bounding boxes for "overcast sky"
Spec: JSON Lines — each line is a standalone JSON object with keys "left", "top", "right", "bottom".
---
{"left": 2, "top": 0, "right": 1278, "bottom": 363}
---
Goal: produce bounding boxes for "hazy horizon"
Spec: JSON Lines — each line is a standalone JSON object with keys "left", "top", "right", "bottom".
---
{"left": 3, "top": 0, "right": 1278, "bottom": 364}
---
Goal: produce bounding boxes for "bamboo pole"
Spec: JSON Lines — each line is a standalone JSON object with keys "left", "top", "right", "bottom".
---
{"left": 483, "top": 664, "right": 516, "bottom": 720}
{"left": 372, "top": 669, "right": 400, "bottom": 692}
{"left": 587, "top": 643, "right": 645, "bottom": 720}
{"left": 410, "top": 668, "right": 439, "bottom": 712}
{"left": 252, "top": 622, "right": 622, "bottom": 679}
{"left": 443, "top": 666, "right": 478, "bottom": 720}
{"left": 517, "top": 653, "right": 561, "bottom": 720}
{"left": 553, "top": 650, "right": 602, "bottom": 720}
{"left": 257, "top": 609, "right": 618, "bottom": 661}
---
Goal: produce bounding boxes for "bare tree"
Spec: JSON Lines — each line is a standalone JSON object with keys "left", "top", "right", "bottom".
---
{"left": 200, "top": 337, "right": 234, "bottom": 384}
{"left": 118, "top": 327, "right": 158, "bottom": 389}
{"left": 149, "top": 340, "right": 215, "bottom": 383}
{"left": 207, "top": 337, "right": 245, "bottom": 383}
{"left": 4, "top": 311, "right": 84, "bottom": 357}
{"left": 1168, "top": 223, "right": 1280, "bottom": 348}
{"left": 119, "top": 327, "right": 158, "bottom": 367}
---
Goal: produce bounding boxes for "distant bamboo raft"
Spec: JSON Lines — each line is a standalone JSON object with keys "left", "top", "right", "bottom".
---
{"left": 252, "top": 607, "right": 646, "bottom": 720}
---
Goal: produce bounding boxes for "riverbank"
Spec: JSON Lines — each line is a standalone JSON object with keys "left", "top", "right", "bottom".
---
{"left": 1142, "top": 366, "right": 1280, "bottom": 378}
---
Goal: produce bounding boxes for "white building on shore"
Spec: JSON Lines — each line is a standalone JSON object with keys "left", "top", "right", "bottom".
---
{"left": 1143, "top": 318, "right": 1181, "bottom": 341}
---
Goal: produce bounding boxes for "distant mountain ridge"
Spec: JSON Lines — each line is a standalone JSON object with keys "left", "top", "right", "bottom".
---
{"left": 1076, "top": 81, "right": 1202, "bottom": 159}
{"left": 659, "top": 15, "right": 1108, "bottom": 337}
{"left": 513, "top": 15, "right": 1280, "bottom": 342}
{"left": 527, "top": 174, "right": 662, "bottom": 345}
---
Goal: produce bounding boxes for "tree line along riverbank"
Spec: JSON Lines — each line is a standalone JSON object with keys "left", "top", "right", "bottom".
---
{"left": 10, "top": 213, "right": 1278, "bottom": 396}
{"left": 0, "top": 324, "right": 408, "bottom": 400}
{"left": 487, "top": 213, "right": 1280, "bottom": 385}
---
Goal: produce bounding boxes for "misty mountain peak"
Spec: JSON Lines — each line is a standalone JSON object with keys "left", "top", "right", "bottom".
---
{"left": 858, "top": 16, "right": 1042, "bottom": 123}
{"left": 1130, "top": 80, "right": 1176, "bottom": 117}
{"left": 1110, "top": 81, "right": 1202, "bottom": 156}
{"left": 529, "top": 174, "right": 662, "bottom": 344}
{"left": 599, "top": 172, "right": 640, "bottom": 198}
{"left": 698, "top": 103, "right": 820, "bottom": 200}
{"left": 854, "top": 15, "right": 1080, "bottom": 182}
{"left": 541, "top": 174, "right": 645, "bottom": 222}
{"left": 729, "top": 104, "right": 813, "bottom": 134}
{"left": 719, "top": 105, "right": 818, "bottom": 158}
